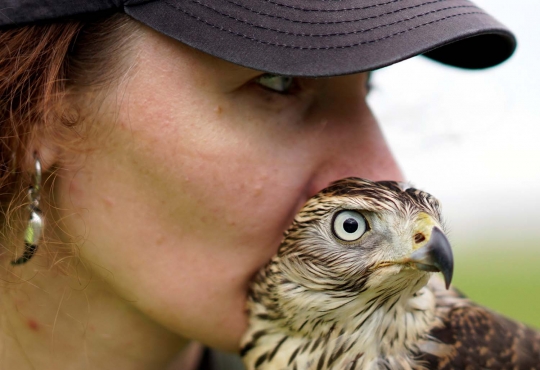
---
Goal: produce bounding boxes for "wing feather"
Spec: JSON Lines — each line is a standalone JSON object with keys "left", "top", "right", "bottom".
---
{"left": 420, "top": 301, "right": 540, "bottom": 369}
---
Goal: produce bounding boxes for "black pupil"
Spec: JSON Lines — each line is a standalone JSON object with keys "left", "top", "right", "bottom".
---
{"left": 343, "top": 218, "right": 359, "bottom": 233}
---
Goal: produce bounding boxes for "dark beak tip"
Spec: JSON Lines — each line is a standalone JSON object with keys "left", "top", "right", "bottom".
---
{"left": 443, "top": 268, "right": 453, "bottom": 290}
{"left": 431, "top": 227, "right": 454, "bottom": 289}
{"left": 412, "top": 227, "right": 454, "bottom": 290}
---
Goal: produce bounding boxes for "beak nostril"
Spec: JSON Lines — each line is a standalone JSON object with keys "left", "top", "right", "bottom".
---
{"left": 414, "top": 233, "right": 426, "bottom": 243}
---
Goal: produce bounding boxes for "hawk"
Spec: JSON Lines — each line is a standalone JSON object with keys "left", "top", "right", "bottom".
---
{"left": 241, "top": 178, "right": 540, "bottom": 370}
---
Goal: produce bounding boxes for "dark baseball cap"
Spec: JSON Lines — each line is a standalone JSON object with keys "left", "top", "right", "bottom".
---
{"left": 0, "top": 0, "right": 516, "bottom": 77}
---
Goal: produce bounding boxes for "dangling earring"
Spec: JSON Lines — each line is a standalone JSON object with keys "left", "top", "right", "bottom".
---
{"left": 11, "top": 154, "right": 43, "bottom": 265}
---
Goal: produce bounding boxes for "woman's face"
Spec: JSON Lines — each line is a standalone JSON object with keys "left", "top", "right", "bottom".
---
{"left": 54, "top": 27, "right": 402, "bottom": 351}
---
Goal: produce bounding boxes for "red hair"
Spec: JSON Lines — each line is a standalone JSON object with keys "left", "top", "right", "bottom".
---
{"left": 0, "top": 14, "right": 140, "bottom": 262}
{"left": 0, "top": 14, "right": 140, "bottom": 204}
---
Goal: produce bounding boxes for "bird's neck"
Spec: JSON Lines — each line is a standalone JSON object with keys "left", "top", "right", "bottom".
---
{"left": 242, "top": 274, "right": 437, "bottom": 369}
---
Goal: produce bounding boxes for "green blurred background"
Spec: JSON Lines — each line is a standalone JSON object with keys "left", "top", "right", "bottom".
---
{"left": 452, "top": 239, "right": 540, "bottom": 329}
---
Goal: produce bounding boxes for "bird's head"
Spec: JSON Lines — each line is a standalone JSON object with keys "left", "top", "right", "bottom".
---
{"left": 262, "top": 178, "right": 453, "bottom": 328}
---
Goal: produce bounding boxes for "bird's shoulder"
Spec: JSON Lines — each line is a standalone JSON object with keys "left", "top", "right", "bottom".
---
{"left": 418, "top": 280, "right": 540, "bottom": 369}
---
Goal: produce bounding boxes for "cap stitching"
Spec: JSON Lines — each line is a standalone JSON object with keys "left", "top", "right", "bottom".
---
{"left": 282, "top": 0, "right": 378, "bottom": 2}
{"left": 232, "top": 0, "right": 438, "bottom": 12}
{"left": 304, "top": 0, "right": 375, "bottom": 1}
{"left": 124, "top": 0, "right": 154, "bottom": 5}
{"left": 307, "top": 0, "right": 381, "bottom": 2}
{"left": 272, "top": 0, "right": 404, "bottom": 2}
{"left": 169, "top": 0, "right": 477, "bottom": 38}
{"left": 193, "top": 0, "right": 460, "bottom": 25}
{"left": 222, "top": 0, "right": 410, "bottom": 13}
{"left": 162, "top": 5, "right": 484, "bottom": 50}
{"left": 188, "top": 1, "right": 476, "bottom": 36}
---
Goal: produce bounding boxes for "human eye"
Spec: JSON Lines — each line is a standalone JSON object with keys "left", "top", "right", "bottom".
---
{"left": 255, "top": 74, "right": 297, "bottom": 94}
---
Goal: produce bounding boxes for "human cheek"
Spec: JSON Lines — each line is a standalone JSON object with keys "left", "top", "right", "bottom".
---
{"left": 173, "top": 137, "right": 313, "bottom": 269}
{"left": 118, "top": 100, "right": 309, "bottom": 273}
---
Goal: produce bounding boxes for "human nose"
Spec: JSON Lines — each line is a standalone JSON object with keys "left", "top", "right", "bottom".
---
{"left": 305, "top": 82, "right": 404, "bottom": 197}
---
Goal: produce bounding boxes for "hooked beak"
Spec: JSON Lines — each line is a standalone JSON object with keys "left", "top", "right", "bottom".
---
{"left": 408, "top": 227, "right": 454, "bottom": 289}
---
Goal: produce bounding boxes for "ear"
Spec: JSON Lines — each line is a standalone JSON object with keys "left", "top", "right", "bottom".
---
{"left": 19, "top": 130, "right": 59, "bottom": 175}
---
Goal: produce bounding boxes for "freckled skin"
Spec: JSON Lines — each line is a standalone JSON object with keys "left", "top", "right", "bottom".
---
{"left": 0, "top": 26, "right": 402, "bottom": 370}
{"left": 27, "top": 320, "right": 39, "bottom": 332}
{"left": 52, "top": 29, "right": 401, "bottom": 351}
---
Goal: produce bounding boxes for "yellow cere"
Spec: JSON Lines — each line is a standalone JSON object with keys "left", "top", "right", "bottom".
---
{"left": 412, "top": 212, "right": 439, "bottom": 251}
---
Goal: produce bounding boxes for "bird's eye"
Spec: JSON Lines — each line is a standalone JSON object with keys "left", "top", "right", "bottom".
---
{"left": 333, "top": 210, "right": 368, "bottom": 242}
{"left": 255, "top": 74, "right": 295, "bottom": 93}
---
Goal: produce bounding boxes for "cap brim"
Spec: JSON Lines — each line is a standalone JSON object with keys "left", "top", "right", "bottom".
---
{"left": 125, "top": 0, "right": 516, "bottom": 77}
